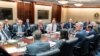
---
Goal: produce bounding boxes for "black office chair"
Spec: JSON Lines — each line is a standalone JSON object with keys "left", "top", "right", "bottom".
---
{"left": 59, "top": 38, "right": 78, "bottom": 56}
{"left": 36, "top": 48, "right": 60, "bottom": 56}
{"left": 30, "top": 24, "right": 37, "bottom": 33}
{"left": 74, "top": 35, "right": 94, "bottom": 56}
{"left": 0, "top": 47, "right": 11, "bottom": 56}
{"left": 89, "top": 34, "right": 100, "bottom": 55}
{"left": 60, "top": 29, "right": 69, "bottom": 40}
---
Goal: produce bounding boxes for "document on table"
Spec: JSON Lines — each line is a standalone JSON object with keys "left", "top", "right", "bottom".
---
{"left": 5, "top": 47, "right": 18, "bottom": 53}
{"left": 5, "top": 46, "right": 26, "bottom": 53}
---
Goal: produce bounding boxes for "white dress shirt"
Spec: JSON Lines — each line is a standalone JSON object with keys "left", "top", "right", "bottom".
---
{"left": 17, "top": 25, "right": 23, "bottom": 37}
{"left": 46, "top": 23, "right": 57, "bottom": 33}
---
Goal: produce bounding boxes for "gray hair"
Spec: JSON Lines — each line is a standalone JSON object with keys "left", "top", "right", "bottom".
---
{"left": 33, "top": 30, "right": 42, "bottom": 40}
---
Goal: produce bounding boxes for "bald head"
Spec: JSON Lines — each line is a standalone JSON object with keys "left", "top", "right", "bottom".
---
{"left": 38, "top": 20, "right": 43, "bottom": 25}
{"left": 69, "top": 18, "right": 73, "bottom": 22}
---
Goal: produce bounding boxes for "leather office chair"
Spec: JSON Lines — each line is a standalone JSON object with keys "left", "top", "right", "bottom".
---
{"left": 59, "top": 38, "right": 78, "bottom": 56}
{"left": 60, "top": 29, "right": 69, "bottom": 40}
{"left": 89, "top": 34, "right": 100, "bottom": 55}
{"left": 36, "top": 48, "right": 60, "bottom": 56}
{"left": 30, "top": 24, "right": 37, "bottom": 33}
{"left": 74, "top": 35, "right": 94, "bottom": 56}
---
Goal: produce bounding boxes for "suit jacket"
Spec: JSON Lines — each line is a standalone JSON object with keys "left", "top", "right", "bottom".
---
{"left": 12, "top": 24, "right": 26, "bottom": 37}
{"left": 75, "top": 30, "right": 87, "bottom": 41}
{"left": 25, "top": 41, "right": 50, "bottom": 56}
{"left": 24, "top": 22, "right": 33, "bottom": 36}
{"left": 63, "top": 22, "right": 74, "bottom": 29}
{"left": 87, "top": 29, "right": 97, "bottom": 36}
{"left": 0, "top": 29, "right": 12, "bottom": 40}
{"left": 25, "top": 22, "right": 30, "bottom": 30}
{"left": 75, "top": 30, "right": 88, "bottom": 47}
{"left": 3, "top": 24, "right": 12, "bottom": 32}
{"left": 35, "top": 24, "right": 47, "bottom": 34}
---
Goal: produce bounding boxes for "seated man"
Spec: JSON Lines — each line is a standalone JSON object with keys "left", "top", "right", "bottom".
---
{"left": 75, "top": 22, "right": 87, "bottom": 41}
{"left": 25, "top": 30, "right": 50, "bottom": 56}
{"left": 3, "top": 19, "right": 12, "bottom": 32}
{"left": 35, "top": 20, "right": 47, "bottom": 34}
{"left": 12, "top": 19, "right": 26, "bottom": 38}
{"left": 63, "top": 18, "right": 74, "bottom": 29}
{"left": 46, "top": 18, "right": 60, "bottom": 33}
{"left": 86, "top": 25, "right": 97, "bottom": 36}
{"left": 0, "top": 22, "right": 11, "bottom": 41}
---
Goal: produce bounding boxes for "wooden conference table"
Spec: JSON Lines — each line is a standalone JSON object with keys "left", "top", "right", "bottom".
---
{"left": 0, "top": 32, "right": 75, "bottom": 56}
{"left": 0, "top": 37, "right": 34, "bottom": 56}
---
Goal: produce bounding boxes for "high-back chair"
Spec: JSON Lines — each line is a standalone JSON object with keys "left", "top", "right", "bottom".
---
{"left": 90, "top": 34, "right": 100, "bottom": 55}
{"left": 60, "top": 29, "right": 68, "bottom": 40}
{"left": 59, "top": 38, "right": 78, "bottom": 56}
{"left": 74, "top": 35, "right": 94, "bottom": 56}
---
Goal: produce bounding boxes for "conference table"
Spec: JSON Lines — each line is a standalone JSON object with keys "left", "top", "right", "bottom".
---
{"left": 0, "top": 37, "right": 34, "bottom": 56}
{"left": 0, "top": 31, "right": 75, "bottom": 56}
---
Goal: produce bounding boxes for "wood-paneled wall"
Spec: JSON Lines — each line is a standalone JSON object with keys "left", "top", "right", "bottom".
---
{"left": 52, "top": 4, "right": 61, "bottom": 23}
{"left": 17, "top": 2, "right": 34, "bottom": 23}
{"left": 17, "top": 1, "right": 61, "bottom": 23}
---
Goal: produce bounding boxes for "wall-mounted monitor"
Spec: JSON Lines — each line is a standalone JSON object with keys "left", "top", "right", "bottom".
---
{"left": 38, "top": 10, "right": 49, "bottom": 19}
{"left": 0, "top": 7, "right": 13, "bottom": 20}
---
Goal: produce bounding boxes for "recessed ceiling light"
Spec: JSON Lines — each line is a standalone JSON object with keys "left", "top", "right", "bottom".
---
{"left": 74, "top": 3, "right": 83, "bottom": 7}
{"left": 58, "top": 0, "right": 68, "bottom": 4}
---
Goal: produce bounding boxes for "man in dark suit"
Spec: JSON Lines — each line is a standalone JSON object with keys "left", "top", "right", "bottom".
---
{"left": 35, "top": 20, "right": 47, "bottom": 34}
{"left": 25, "top": 30, "right": 50, "bottom": 56}
{"left": 25, "top": 19, "right": 30, "bottom": 30}
{"left": 12, "top": 20, "right": 26, "bottom": 38}
{"left": 83, "top": 19, "right": 91, "bottom": 29}
{"left": 86, "top": 25, "right": 97, "bottom": 36}
{"left": 0, "top": 22, "right": 11, "bottom": 41}
{"left": 63, "top": 18, "right": 74, "bottom": 29}
{"left": 24, "top": 19, "right": 32, "bottom": 36}
{"left": 3, "top": 19, "right": 12, "bottom": 32}
{"left": 75, "top": 22, "right": 87, "bottom": 41}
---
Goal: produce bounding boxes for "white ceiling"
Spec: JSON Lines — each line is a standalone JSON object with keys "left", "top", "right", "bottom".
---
{"left": 14, "top": 0, "right": 100, "bottom": 6}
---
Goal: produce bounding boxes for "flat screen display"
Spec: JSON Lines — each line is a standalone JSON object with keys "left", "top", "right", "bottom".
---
{"left": 0, "top": 7, "right": 13, "bottom": 20}
{"left": 38, "top": 10, "right": 49, "bottom": 19}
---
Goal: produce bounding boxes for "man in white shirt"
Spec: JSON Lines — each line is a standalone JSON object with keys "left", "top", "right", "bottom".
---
{"left": 46, "top": 19, "right": 57, "bottom": 33}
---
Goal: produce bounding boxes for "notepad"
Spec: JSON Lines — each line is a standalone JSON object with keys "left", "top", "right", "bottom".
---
{"left": 5, "top": 47, "right": 18, "bottom": 53}
{"left": 5, "top": 46, "right": 26, "bottom": 53}
{"left": 17, "top": 47, "right": 26, "bottom": 52}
